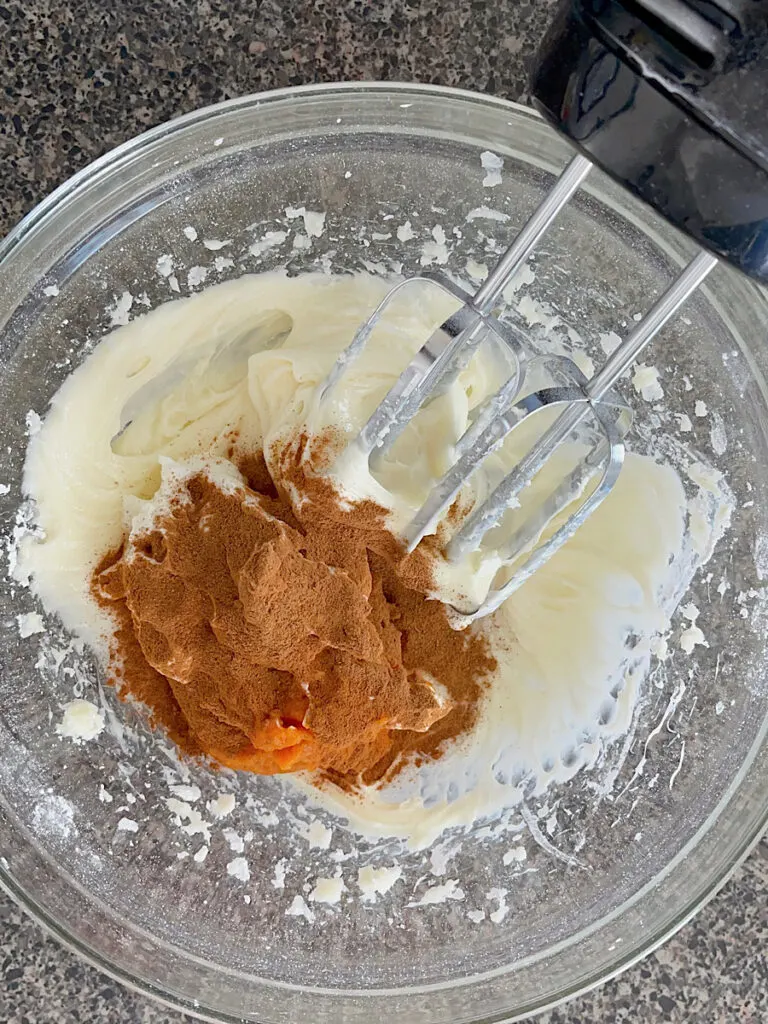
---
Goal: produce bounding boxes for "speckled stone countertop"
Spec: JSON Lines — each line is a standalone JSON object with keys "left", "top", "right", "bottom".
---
{"left": 0, "top": 2, "right": 766, "bottom": 1022}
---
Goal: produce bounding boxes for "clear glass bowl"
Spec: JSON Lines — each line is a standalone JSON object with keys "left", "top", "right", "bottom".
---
{"left": 0, "top": 83, "right": 766, "bottom": 1024}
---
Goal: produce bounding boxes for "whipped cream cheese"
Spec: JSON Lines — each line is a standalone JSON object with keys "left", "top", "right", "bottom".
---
{"left": 19, "top": 271, "right": 730, "bottom": 847}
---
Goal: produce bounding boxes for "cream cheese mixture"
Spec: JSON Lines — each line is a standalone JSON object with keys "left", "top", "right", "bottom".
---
{"left": 18, "top": 271, "right": 730, "bottom": 848}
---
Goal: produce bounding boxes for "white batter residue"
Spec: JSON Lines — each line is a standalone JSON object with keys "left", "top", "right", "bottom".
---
{"left": 18, "top": 272, "right": 731, "bottom": 848}
{"left": 56, "top": 699, "right": 105, "bottom": 743}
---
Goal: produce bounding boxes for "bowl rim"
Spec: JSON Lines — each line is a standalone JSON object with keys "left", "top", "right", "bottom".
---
{"left": 1, "top": 79, "right": 767, "bottom": 1024}
{"left": 0, "top": 80, "right": 524, "bottom": 264}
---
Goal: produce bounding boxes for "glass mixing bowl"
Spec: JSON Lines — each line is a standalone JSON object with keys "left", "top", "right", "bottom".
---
{"left": 0, "top": 83, "right": 766, "bottom": 1024}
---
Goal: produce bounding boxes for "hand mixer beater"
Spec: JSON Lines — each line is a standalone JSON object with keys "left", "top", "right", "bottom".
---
{"left": 317, "top": 0, "right": 768, "bottom": 621}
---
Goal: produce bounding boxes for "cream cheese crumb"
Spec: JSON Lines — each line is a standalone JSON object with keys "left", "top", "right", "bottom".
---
{"left": 501, "top": 262, "right": 535, "bottom": 300}
{"left": 17, "top": 611, "right": 45, "bottom": 638}
{"left": 26, "top": 410, "right": 42, "bottom": 436}
{"left": 680, "top": 625, "right": 708, "bottom": 653}
{"left": 651, "top": 634, "right": 669, "bottom": 661}
{"left": 599, "top": 331, "right": 622, "bottom": 356}
{"left": 56, "top": 699, "right": 105, "bottom": 743}
{"left": 487, "top": 887, "right": 509, "bottom": 924}
{"left": 301, "top": 210, "right": 326, "bottom": 238}
{"left": 309, "top": 876, "right": 345, "bottom": 904}
{"left": 155, "top": 254, "right": 174, "bottom": 278}
{"left": 307, "top": 819, "right": 333, "bottom": 850}
{"left": 396, "top": 221, "right": 416, "bottom": 242}
{"left": 409, "top": 879, "right": 465, "bottom": 906}
{"left": 480, "top": 150, "right": 503, "bottom": 188}
{"left": 108, "top": 291, "right": 134, "bottom": 327}
{"left": 226, "top": 856, "right": 250, "bottom": 882}
{"left": 466, "top": 205, "right": 509, "bottom": 223}
{"left": 710, "top": 411, "right": 727, "bottom": 455}
{"left": 284, "top": 206, "right": 326, "bottom": 237}
{"left": 516, "top": 294, "right": 560, "bottom": 332}
{"left": 420, "top": 225, "right": 449, "bottom": 266}
{"left": 680, "top": 605, "right": 709, "bottom": 654}
{"left": 502, "top": 846, "right": 527, "bottom": 866}
{"left": 249, "top": 230, "right": 288, "bottom": 257}
{"left": 169, "top": 784, "right": 201, "bottom": 803}
{"left": 632, "top": 364, "right": 664, "bottom": 403}
{"left": 165, "top": 798, "right": 211, "bottom": 841}
{"left": 286, "top": 895, "right": 315, "bottom": 922}
{"left": 222, "top": 827, "right": 244, "bottom": 853}
{"left": 207, "top": 793, "right": 236, "bottom": 818}
{"left": 187, "top": 266, "right": 208, "bottom": 288}
{"left": 466, "top": 259, "right": 488, "bottom": 281}
{"left": 357, "top": 865, "right": 402, "bottom": 900}
{"left": 272, "top": 858, "right": 288, "bottom": 890}
{"left": 677, "top": 413, "right": 693, "bottom": 433}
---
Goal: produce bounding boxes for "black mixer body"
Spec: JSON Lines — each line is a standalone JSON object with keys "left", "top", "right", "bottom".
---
{"left": 531, "top": 0, "right": 768, "bottom": 283}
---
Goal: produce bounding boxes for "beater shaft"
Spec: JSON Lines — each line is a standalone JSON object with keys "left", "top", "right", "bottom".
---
{"left": 474, "top": 153, "right": 592, "bottom": 312}
{"left": 359, "top": 153, "right": 593, "bottom": 463}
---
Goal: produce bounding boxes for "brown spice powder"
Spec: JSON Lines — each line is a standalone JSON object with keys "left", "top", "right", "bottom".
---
{"left": 93, "top": 432, "right": 496, "bottom": 790}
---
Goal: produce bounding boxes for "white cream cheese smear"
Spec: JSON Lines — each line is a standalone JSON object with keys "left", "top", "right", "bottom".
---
{"left": 18, "top": 271, "right": 730, "bottom": 848}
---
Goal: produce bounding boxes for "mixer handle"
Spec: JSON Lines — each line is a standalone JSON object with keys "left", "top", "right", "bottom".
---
{"left": 530, "top": 0, "right": 768, "bottom": 283}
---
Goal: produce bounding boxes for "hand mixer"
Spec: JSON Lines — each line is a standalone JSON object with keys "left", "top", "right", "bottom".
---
{"left": 318, "top": 0, "right": 768, "bottom": 621}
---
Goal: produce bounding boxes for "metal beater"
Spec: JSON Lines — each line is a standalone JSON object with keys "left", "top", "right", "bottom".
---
{"left": 318, "top": 154, "right": 715, "bottom": 618}
{"left": 317, "top": 0, "right": 768, "bottom": 619}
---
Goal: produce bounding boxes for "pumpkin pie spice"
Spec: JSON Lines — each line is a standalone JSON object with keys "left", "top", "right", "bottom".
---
{"left": 94, "top": 433, "right": 495, "bottom": 791}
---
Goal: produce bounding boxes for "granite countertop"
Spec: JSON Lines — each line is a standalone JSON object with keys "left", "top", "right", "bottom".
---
{"left": 1, "top": 1, "right": 766, "bottom": 1022}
